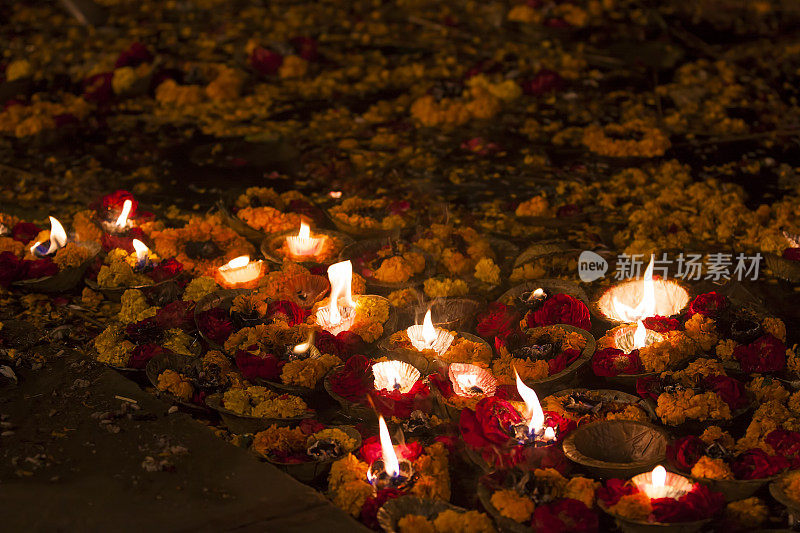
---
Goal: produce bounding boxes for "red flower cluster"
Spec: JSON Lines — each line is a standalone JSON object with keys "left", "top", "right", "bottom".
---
{"left": 668, "top": 435, "right": 791, "bottom": 480}
{"left": 596, "top": 478, "right": 639, "bottom": 507}
{"left": 527, "top": 294, "right": 591, "bottom": 331}
{"left": 733, "top": 335, "right": 786, "bottom": 373}
{"left": 250, "top": 47, "right": 283, "bottom": 75}
{"left": 599, "top": 478, "right": 724, "bottom": 523}
{"left": 686, "top": 292, "right": 727, "bottom": 318}
{"left": 0, "top": 251, "right": 59, "bottom": 287}
{"left": 327, "top": 355, "right": 373, "bottom": 401}
{"left": 765, "top": 429, "right": 800, "bottom": 468}
{"left": 702, "top": 375, "right": 747, "bottom": 410}
{"left": 197, "top": 307, "right": 234, "bottom": 345}
{"left": 147, "top": 258, "right": 184, "bottom": 283}
{"left": 369, "top": 380, "right": 432, "bottom": 419}
{"left": 532, "top": 499, "right": 598, "bottom": 533}
{"left": 591, "top": 347, "right": 642, "bottom": 377}
{"left": 155, "top": 300, "right": 195, "bottom": 332}
{"left": 731, "top": 448, "right": 790, "bottom": 480}
{"left": 782, "top": 247, "right": 800, "bottom": 261}
{"left": 10, "top": 222, "right": 40, "bottom": 243}
{"left": 128, "top": 344, "right": 169, "bottom": 369}
{"left": 667, "top": 436, "right": 706, "bottom": 471}
{"left": 234, "top": 349, "right": 284, "bottom": 381}
{"left": 360, "top": 436, "right": 423, "bottom": 464}
{"left": 476, "top": 302, "right": 520, "bottom": 343}
{"left": 548, "top": 347, "right": 582, "bottom": 375}
{"left": 114, "top": 42, "right": 153, "bottom": 69}
{"left": 314, "top": 330, "right": 364, "bottom": 358}
{"left": 643, "top": 315, "right": 681, "bottom": 333}
{"left": 266, "top": 300, "right": 309, "bottom": 326}
{"left": 99, "top": 190, "right": 138, "bottom": 219}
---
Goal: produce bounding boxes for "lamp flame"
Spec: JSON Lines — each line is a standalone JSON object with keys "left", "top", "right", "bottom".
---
{"left": 633, "top": 320, "right": 647, "bottom": 350}
{"left": 293, "top": 332, "right": 315, "bottom": 356}
{"left": 652, "top": 465, "right": 666, "bottom": 487}
{"left": 515, "top": 369, "right": 544, "bottom": 432}
{"left": 217, "top": 255, "right": 264, "bottom": 286}
{"left": 612, "top": 254, "right": 656, "bottom": 322}
{"left": 299, "top": 222, "right": 310, "bottom": 239}
{"left": 226, "top": 255, "right": 251, "bottom": 269}
{"left": 31, "top": 216, "right": 68, "bottom": 256}
{"left": 286, "top": 221, "right": 324, "bottom": 257}
{"left": 378, "top": 416, "right": 400, "bottom": 478}
{"left": 422, "top": 309, "right": 436, "bottom": 347}
{"left": 115, "top": 200, "right": 132, "bottom": 227}
{"left": 326, "top": 260, "right": 355, "bottom": 325}
{"left": 132, "top": 239, "right": 149, "bottom": 261}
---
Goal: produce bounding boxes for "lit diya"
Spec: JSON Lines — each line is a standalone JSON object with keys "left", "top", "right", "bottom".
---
{"left": 511, "top": 370, "right": 558, "bottom": 446}
{"left": 432, "top": 363, "right": 498, "bottom": 418}
{"left": 366, "top": 416, "right": 415, "bottom": 491}
{"left": 30, "top": 216, "right": 67, "bottom": 258}
{"left": 261, "top": 222, "right": 353, "bottom": 266}
{"left": 594, "top": 255, "right": 689, "bottom": 323}
{"left": 312, "top": 260, "right": 395, "bottom": 344}
{"left": 101, "top": 198, "right": 134, "bottom": 234}
{"left": 380, "top": 309, "right": 492, "bottom": 372}
{"left": 216, "top": 255, "right": 265, "bottom": 288}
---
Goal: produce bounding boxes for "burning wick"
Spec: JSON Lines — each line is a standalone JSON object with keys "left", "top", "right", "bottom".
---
{"left": 217, "top": 255, "right": 264, "bottom": 286}
{"left": 448, "top": 363, "right": 497, "bottom": 398}
{"left": 316, "top": 260, "right": 356, "bottom": 334}
{"left": 372, "top": 361, "right": 420, "bottom": 394}
{"left": 615, "top": 320, "right": 663, "bottom": 354}
{"left": 613, "top": 255, "right": 656, "bottom": 322}
{"left": 366, "top": 416, "right": 414, "bottom": 491}
{"left": 285, "top": 221, "right": 324, "bottom": 258}
{"left": 634, "top": 465, "right": 690, "bottom": 500}
{"left": 329, "top": 191, "right": 342, "bottom": 199}
{"left": 290, "top": 332, "right": 316, "bottom": 360}
{"left": 30, "top": 216, "right": 67, "bottom": 258}
{"left": 524, "top": 287, "right": 548, "bottom": 304}
{"left": 115, "top": 199, "right": 133, "bottom": 229}
{"left": 131, "top": 239, "right": 150, "bottom": 269}
{"left": 406, "top": 309, "right": 454, "bottom": 356}
{"left": 511, "top": 369, "right": 557, "bottom": 446}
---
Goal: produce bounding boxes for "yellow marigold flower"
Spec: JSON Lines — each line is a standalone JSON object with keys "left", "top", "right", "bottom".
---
{"left": 0, "top": 237, "right": 24, "bottom": 256}
{"left": 725, "top": 497, "right": 768, "bottom": 528}
{"left": 508, "top": 5, "right": 541, "bottom": 23}
{"left": 667, "top": 358, "right": 725, "bottom": 385}
{"left": 762, "top": 317, "right": 786, "bottom": 342}
{"left": 252, "top": 425, "right": 306, "bottom": 457}
{"left": 280, "top": 353, "right": 341, "bottom": 388}
{"left": 387, "top": 288, "right": 420, "bottom": 308}
{"left": 279, "top": 55, "right": 308, "bottom": 79}
{"left": 94, "top": 325, "right": 134, "bottom": 367}
{"left": 329, "top": 454, "right": 371, "bottom": 515}
{"left": 433, "top": 510, "right": 496, "bottom": 533}
{"left": 789, "top": 391, "right": 800, "bottom": 415}
{"left": 81, "top": 287, "right": 103, "bottom": 310}
{"left": 656, "top": 389, "right": 731, "bottom": 425}
{"left": 374, "top": 255, "right": 416, "bottom": 283}
{"left": 423, "top": 278, "right": 469, "bottom": 298}
{"left": 564, "top": 477, "right": 600, "bottom": 508}
{"left": 716, "top": 339, "right": 737, "bottom": 361}
{"left": 112, "top": 67, "right": 137, "bottom": 95}
{"left": 205, "top": 66, "right": 245, "bottom": 100}
{"left": 155, "top": 79, "right": 204, "bottom": 106}
{"left": 582, "top": 120, "right": 670, "bottom": 158}
{"left": 609, "top": 493, "right": 652, "bottom": 521}
{"left": 683, "top": 314, "right": 718, "bottom": 351}
{"left": 157, "top": 369, "right": 193, "bottom": 401}
{"left": 474, "top": 258, "right": 500, "bottom": 285}
{"left": 490, "top": 489, "right": 534, "bottom": 523}
{"left": 311, "top": 428, "right": 358, "bottom": 454}
{"left": 699, "top": 426, "right": 735, "bottom": 448}
{"left": 118, "top": 289, "right": 157, "bottom": 324}
{"left": 6, "top": 59, "right": 32, "bottom": 81}
{"left": 779, "top": 471, "right": 800, "bottom": 505}
{"left": 691, "top": 456, "right": 734, "bottom": 480}
{"left": 515, "top": 196, "right": 551, "bottom": 217}
{"left": 747, "top": 376, "right": 789, "bottom": 404}
{"left": 162, "top": 329, "right": 195, "bottom": 356}
{"left": 183, "top": 276, "right": 219, "bottom": 302}
{"left": 398, "top": 515, "right": 435, "bottom": 533}
{"left": 53, "top": 243, "right": 93, "bottom": 269}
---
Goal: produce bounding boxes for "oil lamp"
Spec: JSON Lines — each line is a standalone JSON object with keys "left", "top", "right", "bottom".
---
{"left": 448, "top": 363, "right": 497, "bottom": 398}
{"left": 366, "top": 416, "right": 414, "bottom": 490}
{"left": 406, "top": 309, "right": 454, "bottom": 356}
{"left": 217, "top": 255, "right": 264, "bottom": 286}
{"left": 372, "top": 360, "right": 420, "bottom": 393}
{"left": 131, "top": 239, "right": 151, "bottom": 270}
{"left": 315, "top": 260, "right": 356, "bottom": 335}
{"left": 30, "top": 216, "right": 67, "bottom": 258}
{"left": 512, "top": 370, "right": 557, "bottom": 446}
{"left": 632, "top": 465, "right": 692, "bottom": 500}
{"left": 285, "top": 221, "right": 325, "bottom": 258}
{"left": 596, "top": 255, "right": 689, "bottom": 323}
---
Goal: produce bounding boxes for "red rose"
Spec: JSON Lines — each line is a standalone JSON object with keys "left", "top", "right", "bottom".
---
{"left": 267, "top": 300, "right": 309, "bottom": 326}
{"left": 250, "top": 47, "right": 283, "bottom": 75}
{"left": 476, "top": 302, "right": 520, "bottom": 342}
{"left": 651, "top": 497, "right": 693, "bottom": 523}
{"left": 643, "top": 315, "right": 681, "bottom": 333}
{"left": 597, "top": 479, "right": 639, "bottom": 507}
{"left": 22, "top": 257, "right": 59, "bottom": 279}
{"left": 360, "top": 436, "right": 423, "bottom": 464}
{"left": 100, "top": 190, "right": 138, "bottom": 219}
{"left": 10, "top": 222, "right": 40, "bottom": 244}
{"left": 127, "top": 344, "right": 167, "bottom": 369}
{"left": 532, "top": 499, "right": 598, "bottom": 533}
{"left": 427, "top": 372, "right": 453, "bottom": 399}
{"left": 667, "top": 436, "right": 705, "bottom": 471}
{"left": 731, "top": 448, "right": 790, "bottom": 480}
{"left": 314, "top": 330, "right": 363, "bottom": 358}
{"left": 197, "top": 307, "right": 234, "bottom": 345}
{"left": 0, "top": 252, "right": 25, "bottom": 287}
{"left": 733, "top": 335, "right": 786, "bottom": 373}
{"left": 101, "top": 227, "right": 146, "bottom": 253}
{"left": 147, "top": 258, "right": 184, "bottom": 283}
{"left": 548, "top": 347, "right": 581, "bottom": 375}
{"left": 114, "top": 42, "right": 152, "bottom": 69}
{"left": 687, "top": 292, "right": 727, "bottom": 318}
{"left": 521, "top": 69, "right": 565, "bottom": 96}
{"left": 234, "top": 350, "right": 284, "bottom": 381}
{"left": 530, "top": 294, "right": 591, "bottom": 331}
{"left": 782, "top": 247, "right": 800, "bottom": 261}
{"left": 328, "top": 355, "right": 373, "bottom": 401}
{"left": 765, "top": 429, "right": 800, "bottom": 468}
{"left": 155, "top": 300, "right": 195, "bottom": 331}
{"left": 369, "top": 380, "right": 432, "bottom": 419}
{"left": 125, "top": 317, "right": 163, "bottom": 345}
{"left": 703, "top": 375, "right": 747, "bottom": 410}
{"left": 679, "top": 484, "right": 725, "bottom": 520}
{"left": 298, "top": 418, "right": 326, "bottom": 434}
{"left": 591, "top": 347, "right": 642, "bottom": 377}
{"left": 459, "top": 396, "right": 522, "bottom": 452}
{"left": 635, "top": 376, "right": 660, "bottom": 401}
